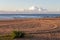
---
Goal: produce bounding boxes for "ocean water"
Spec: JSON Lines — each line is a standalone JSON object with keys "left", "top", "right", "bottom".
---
{"left": 0, "top": 13, "right": 60, "bottom": 20}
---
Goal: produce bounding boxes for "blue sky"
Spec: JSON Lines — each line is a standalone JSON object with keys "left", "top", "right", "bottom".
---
{"left": 0, "top": 0, "right": 60, "bottom": 11}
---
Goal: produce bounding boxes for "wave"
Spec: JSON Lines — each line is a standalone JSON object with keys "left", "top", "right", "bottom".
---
{"left": 13, "top": 16, "right": 43, "bottom": 18}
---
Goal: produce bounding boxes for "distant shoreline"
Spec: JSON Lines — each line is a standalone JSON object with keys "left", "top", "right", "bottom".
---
{"left": 0, "top": 17, "right": 60, "bottom": 21}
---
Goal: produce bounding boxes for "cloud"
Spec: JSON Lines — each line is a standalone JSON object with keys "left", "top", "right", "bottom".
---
{"left": 29, "top": 6, "right": 39, "bottom": 11}
{"left": 16, "top": 6, "right": 48, "bottom": 13}
{"left": 28, "top": 6, "right": 47, "bottom": 12}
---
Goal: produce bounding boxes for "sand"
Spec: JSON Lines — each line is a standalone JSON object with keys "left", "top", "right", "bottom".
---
{"left": 0, "top": 18, "right": 60, "bottom": 34}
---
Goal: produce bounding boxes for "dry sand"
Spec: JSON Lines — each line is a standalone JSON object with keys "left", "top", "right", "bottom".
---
{"left": 0, "top": 18, "right": 60, "bottom": 34}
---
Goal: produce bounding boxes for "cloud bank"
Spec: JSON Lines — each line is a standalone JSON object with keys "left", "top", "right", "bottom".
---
{"left": 20, "top": 6, "right": 48, "bottom": 13}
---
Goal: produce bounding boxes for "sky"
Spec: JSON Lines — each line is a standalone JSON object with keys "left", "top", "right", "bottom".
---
{"left": 0, "top": 0, "right": 60, "bottom": 11}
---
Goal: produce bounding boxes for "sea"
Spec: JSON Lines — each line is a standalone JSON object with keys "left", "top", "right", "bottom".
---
{"left": 0, "top": 12, "right": 60, "bottom": 20}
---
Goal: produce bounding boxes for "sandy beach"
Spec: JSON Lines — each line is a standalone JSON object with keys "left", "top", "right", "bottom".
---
{"left": 0, "top": 18, "right": 60, "bottom": 40}
{"left": 0, "top": 18, "right": 59, "bottom": 34}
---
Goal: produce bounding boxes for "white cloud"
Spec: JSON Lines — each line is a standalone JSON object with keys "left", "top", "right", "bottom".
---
{"left": 14, "top": 6, "right": 48, "bottom": 13}
{"left": 29, "top": 6, "right": 39, "bottom": 11}
{"left": 28, "top": 6, "right": 47, "bottom": 12}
